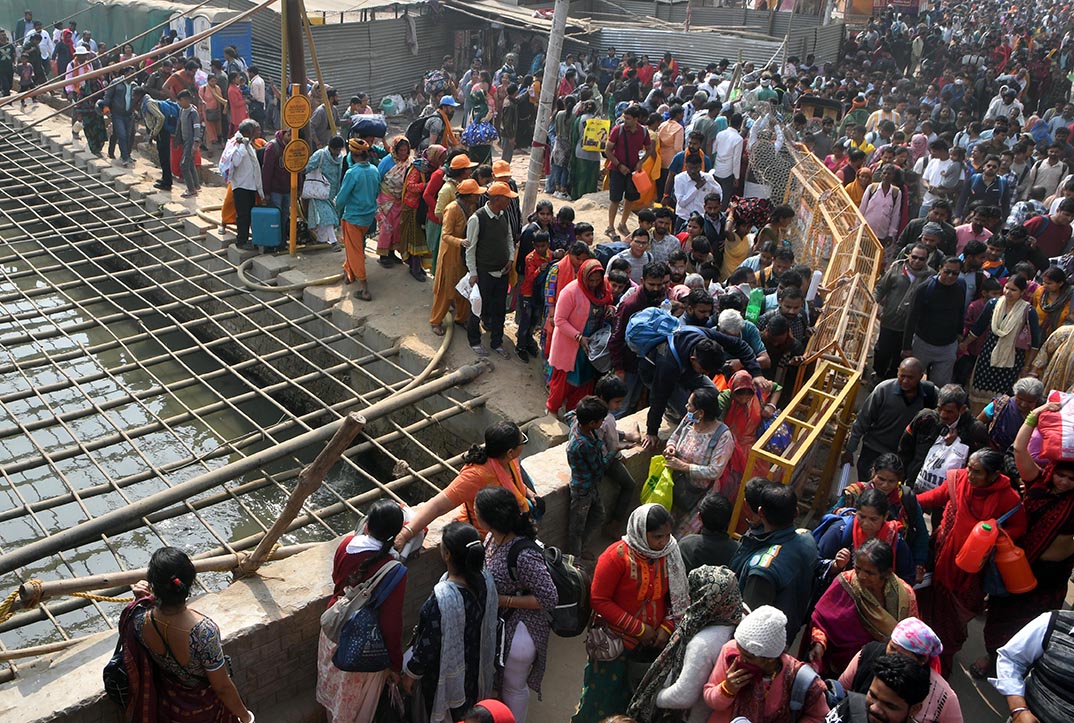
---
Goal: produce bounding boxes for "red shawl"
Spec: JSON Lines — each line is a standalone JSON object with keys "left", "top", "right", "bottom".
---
{"left": 576, "top": 258, "right": 611, "bottom": 306}
{"left": 917, "top": 468, "right": 1027, "bottom": 590}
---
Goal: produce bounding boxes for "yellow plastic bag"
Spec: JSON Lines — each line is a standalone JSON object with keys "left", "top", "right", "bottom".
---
{"left": 640, "top": 455, "right": 674, "bottom": 511}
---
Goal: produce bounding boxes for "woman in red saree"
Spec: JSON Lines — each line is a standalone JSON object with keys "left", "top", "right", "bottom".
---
{"left": 120, "top": 547, "right": 254, "bottom": 723}
{"left": 808, "top": 538, "right": 917, "bottom": 676}
{"left": 916, "top": 448, "right": 1026, "bottom": 677}
{"left": 718, "top": 370, "right": 781, "bottom": 497}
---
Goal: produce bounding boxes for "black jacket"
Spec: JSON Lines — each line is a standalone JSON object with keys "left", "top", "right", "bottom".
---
{"left": 898, "top": 408, "right": 987, "bottom": 487}
{"left": 644, "top": 327, "right": 759, "bottom": 436}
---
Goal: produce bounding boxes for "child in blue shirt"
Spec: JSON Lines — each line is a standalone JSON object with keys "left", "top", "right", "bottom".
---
{"left": 565, "top": 396, "right": 613, "bottom": 557}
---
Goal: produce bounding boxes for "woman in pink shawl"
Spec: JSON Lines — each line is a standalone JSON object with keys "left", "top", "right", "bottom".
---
{"left": 908, "top": 134, "right": 929, "bottom": 165}
{"left": 374, "top": 136, "right": 412, "bottom": 267}
{"left": 808, "top": 538, "right": 917, "bottom": 676}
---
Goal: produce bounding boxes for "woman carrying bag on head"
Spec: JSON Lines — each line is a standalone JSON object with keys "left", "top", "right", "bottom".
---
{"left": 572, "top": 503, "right": 690, "bottom": 723}
{"left": 402, "top": 522, "right": 498, "bottom": 723}
{"left": 316, "top": 499, "right": 407, "bottom": 722}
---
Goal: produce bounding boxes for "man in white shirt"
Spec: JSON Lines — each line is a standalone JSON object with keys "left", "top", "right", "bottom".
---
{"left": 917, "top": 139, "right": 959, "bottom": 217}
{"left": 76, "top": 30, "right": 96, "bottom": 53}
{"left": 991, "top": 610, "right": 1074, "bottom": 723}
{"left": 673, "top": 154, "right": 721, "bottom": 228}
{"left": 713, "top": 112, "right": 744, "bottom": 204}
{"left": 25, "top": 21, "right": 52, "bottom": 61}
{"left": 247, "top": 66, "right": 266, "bottom": 126}
{"left": 984, "top": 88, "right": 1025, "bottom": 125}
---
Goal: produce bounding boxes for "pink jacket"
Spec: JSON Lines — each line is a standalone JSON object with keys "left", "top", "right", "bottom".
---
{"left": 548, "top": 279, "right": 593, "bottom": 372}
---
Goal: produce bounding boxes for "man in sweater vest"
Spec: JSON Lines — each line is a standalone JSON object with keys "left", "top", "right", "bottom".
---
{"left": 465, "top": 181, "right": 518, "bottom": 358}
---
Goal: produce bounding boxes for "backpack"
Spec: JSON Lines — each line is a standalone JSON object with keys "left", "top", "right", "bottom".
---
{"left": 790, "top": 663, "right": 821, "bottom": 722}
{"left": 320, "top": 560, "right": 405, "bottom": 643}
{"left": 423, "top": 69, "right": 449, "bottom": 96}
{"left": 625, "top": 306, "right": 682, "bottom": 356}
{"left": 593, "top": 241, "right": 629, "bottom": 268}
{"left": 811, "top": 509, "right": 855, "bottom": 546}
{"left": 507, "top": 539, "right": 591, "bottom": 638}
{"left": 332, "top": 562, "right": 407, "bottom": 672}
{"left": 405, "top": 114, "right": 434, "bottom": 149}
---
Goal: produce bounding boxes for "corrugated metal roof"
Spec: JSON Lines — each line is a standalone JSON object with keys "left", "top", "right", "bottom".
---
{"left": 302, "top": 11, "right": 455, "bottom": 107}
{"left": 593, "top": 27, "right": 786, "bottom": 69}
{"left": 443, "top": 0, "right": 590, "bottom": 34}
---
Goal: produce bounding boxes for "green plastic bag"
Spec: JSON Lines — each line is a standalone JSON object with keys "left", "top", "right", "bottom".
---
{"left": 640, "top": 455, "right": 674, "bottom": 511}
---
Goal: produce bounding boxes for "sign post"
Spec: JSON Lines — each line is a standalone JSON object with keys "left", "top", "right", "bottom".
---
{"left": 282, "top": 85, "right": 311, "bottom": 255}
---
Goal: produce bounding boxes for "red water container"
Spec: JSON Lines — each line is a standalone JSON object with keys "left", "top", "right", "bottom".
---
{"left": 956, "top": 519, "right": 999, "bottom": 573}
{"left": 994, "top": 531, "right": 1038, "bottom": 594}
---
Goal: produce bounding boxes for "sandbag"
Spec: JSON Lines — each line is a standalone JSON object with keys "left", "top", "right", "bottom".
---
{"left": 1037, "top": 391, "right": 1074, "bottom": 463}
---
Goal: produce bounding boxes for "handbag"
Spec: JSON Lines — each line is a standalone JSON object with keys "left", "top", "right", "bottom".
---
{"left": 584, "top": 618, "right": 623, "bottom": 661}
{"left": 205, "top": 108, "right": 221, "bottom": 122}
{"left": 302, "top": 167, "right": 331, "bottom": 200}
{"left": 321, "top": 560, "right": 402, "bottom": 643}
{"left": 102, "top": 633, "right": 129, "bottom": 706}
{"left": 1014, "top": 306, "right": 1032, "bottom": 350}
{"left": 333, "top": 562, "right": 407, "bottom": 672}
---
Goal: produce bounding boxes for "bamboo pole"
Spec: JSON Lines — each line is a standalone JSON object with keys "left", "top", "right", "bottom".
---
{"left": 18, "top": 544, "right": 318, "bottom": 608}
{"left": 521, "top": 0, "right": 570, "bottom": 219}
{"left": 234, "top": 413, "right": 365, "bottom": 577}
{"left": 0, "top": 361, "right": 489, "bottom": 577}
{"left": 300, "top": 0, "right": 337, "bottom": 138}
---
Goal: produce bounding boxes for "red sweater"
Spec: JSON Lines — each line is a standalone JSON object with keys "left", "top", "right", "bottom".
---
{"left": 521, "top": 249, "right": 551, "bottom": 296}
{"left": 329, "top": 535, "right": 407, "bottom": 671}
{"left": 590, "top": 540, "right": 675, "bottom": 649}
{"left": 423, "top": 168, "right": 446, "bottom": 224}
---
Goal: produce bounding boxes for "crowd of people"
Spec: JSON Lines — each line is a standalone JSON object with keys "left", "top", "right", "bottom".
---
{"left": 27, "top": 0, "right": 1074, "bottom": 721}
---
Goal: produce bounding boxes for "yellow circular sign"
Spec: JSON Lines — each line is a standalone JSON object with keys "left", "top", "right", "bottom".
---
{"left": 283, "top": 139, "right": 311, "bottom": 173}
{"left": 283, "top": 94, "right": 312, "bottom": 129}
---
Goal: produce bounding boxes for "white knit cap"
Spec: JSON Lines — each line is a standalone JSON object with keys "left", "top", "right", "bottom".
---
{"left": 734, "top": 605, "right": 787, "bottom": 658}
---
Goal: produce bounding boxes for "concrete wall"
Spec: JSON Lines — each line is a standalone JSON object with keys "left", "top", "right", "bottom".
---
{"left": 0, "top": 409, "right": 654, "bottom": 723}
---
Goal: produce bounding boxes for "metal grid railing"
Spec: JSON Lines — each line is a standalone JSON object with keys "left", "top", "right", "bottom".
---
{"left": 0, "top": 115, "right": 476, "bottom": 668}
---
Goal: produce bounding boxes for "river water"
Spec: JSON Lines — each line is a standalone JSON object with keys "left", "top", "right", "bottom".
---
{"left": 0, "top": 239, "right": 352, "bottom": 649}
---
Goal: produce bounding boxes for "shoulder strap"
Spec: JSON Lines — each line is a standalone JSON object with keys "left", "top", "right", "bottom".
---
{"left": 369, "top": 561, "right": 406, "bottom": 608}
{"left": 507, "top": 538, "right": 543, "bottom": 582}
{"left": 790, "top": 662, "right": 820, "bottom": 719}
{"left": 997, "top": 502, "right": 1023, "bottom": 526}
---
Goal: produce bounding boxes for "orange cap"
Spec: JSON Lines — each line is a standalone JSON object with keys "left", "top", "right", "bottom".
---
{"left": 449, "top": 154, "right": 478, "bottom": 170}
{"left": 492, "top": 159, "right": 512, "bottom": 178}
{"left": 456, "top": 179, "right": 486, "bottom": 195}
{"left": 487, "top": 181, "right": 518, "bottom": 198}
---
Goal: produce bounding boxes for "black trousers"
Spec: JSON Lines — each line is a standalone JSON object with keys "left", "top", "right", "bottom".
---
{"left": 233, "top": 188, "right": 257, "bottom": 246}
{"left": 467, "top": 271, "right": 509, "bottom": 348}
{"left": 0, "top": 69, "right": 11, "bottom": 96}
{"left": 873, "top": 326, "right": 904, "bottom": 380}
{"left": 156, "top": 129, "right": 172, "bottom": 186}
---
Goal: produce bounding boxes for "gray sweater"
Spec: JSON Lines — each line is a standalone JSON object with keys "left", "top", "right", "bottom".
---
{"left": 846, "top": 378, "right": 938, "bottom": 455}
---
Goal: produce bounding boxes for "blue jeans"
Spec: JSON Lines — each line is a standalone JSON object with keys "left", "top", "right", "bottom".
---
{"left": 269, "top": 192, "right": 290, "bottom": 232}
{"left": 111, "top": 113, "right": 133, "bottom": 162}
{"left": 546, "top": 163, "right": 568, "bottom": 192}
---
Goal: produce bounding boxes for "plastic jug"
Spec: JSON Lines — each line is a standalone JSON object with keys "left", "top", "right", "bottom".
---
{"left": 994, "top": 531, "right": 1038, "bottom": 594}
{"left": 745, "top": 288, "right": 766, "bottom": 323}
{"left": 956, "top": 519, "right": 999, "bottom": 573}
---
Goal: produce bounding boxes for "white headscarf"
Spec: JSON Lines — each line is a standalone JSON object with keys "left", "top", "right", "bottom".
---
{"left": 623, "top": 503, "right": 691, "bottom": 620}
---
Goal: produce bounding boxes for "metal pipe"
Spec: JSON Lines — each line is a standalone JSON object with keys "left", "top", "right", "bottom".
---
{"left": 0, "top": 362, "right": 489, "bottom": 576}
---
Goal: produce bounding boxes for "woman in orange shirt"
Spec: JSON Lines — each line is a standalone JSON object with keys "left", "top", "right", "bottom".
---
{"left": 394, "top": 422, "right": 536, "bottom": 547}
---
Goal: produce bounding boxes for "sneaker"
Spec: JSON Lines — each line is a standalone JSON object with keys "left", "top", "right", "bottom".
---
{"left": 471, "top": 345, "right": 489, "bottom": 358}
{"left": 492, "top": 346, "right": 511, "bottom": 359}
{"left": 516, "top": 346, "right": 530, "bottom": 363}
{"left": 153, "top": 181, "right": 172, "bottom": 190}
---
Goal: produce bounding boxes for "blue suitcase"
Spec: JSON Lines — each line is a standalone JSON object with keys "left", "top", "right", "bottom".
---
{"left": 251, "top": 206, "right": 283, "bottom": 248}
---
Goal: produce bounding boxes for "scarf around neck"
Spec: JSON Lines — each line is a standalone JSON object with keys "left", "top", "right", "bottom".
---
{"left": 990, "top": 295, "right": 1029, "bottom": 368}
{"left": 623, "top": 503, "right": 690, "bottom": 620}
{"left": 837, "top": 569, "right": 911, "bottom": 642}
{"left": 430, "top": 571, "right": 497, "bottom": 723}
{"left": 438, "top": 108, "right": 459, "bottom": 148}
{"left": 576, "top": 258, "right": 612, "bottom": 306}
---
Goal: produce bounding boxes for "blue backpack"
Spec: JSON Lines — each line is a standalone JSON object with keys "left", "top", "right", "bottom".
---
{"left": 332, "top": 562, "right": 406, "bottom": 672}
{"left": 811, "top": 509, "right": 855, "bottom": 546}
{"left": 625, "top": 306, "right": 682, "bottom": 356}
{"left": 158, "top": 99, "right": 180, "bottom": 134}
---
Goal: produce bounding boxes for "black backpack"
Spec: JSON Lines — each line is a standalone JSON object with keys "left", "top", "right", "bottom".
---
{"left": 507, "top": 539, "right": 591, "bottom": 638}
{"left": 405, "top": 114, "right": 434, "bottom": 150}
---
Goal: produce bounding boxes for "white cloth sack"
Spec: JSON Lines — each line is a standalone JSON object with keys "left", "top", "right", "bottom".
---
{"left": 456, "top": 275, "right": 482, "bottom": 316}
{"left": 913, "top": 435, "right": 969, "bottom": 492}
